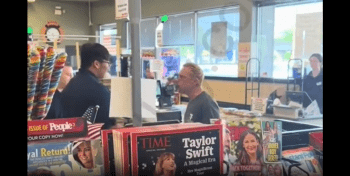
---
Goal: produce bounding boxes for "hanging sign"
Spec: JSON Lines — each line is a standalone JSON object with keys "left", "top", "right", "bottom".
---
{"left": 156, "top": 23, "right": 163, "bottom": 47}
{"left": 238, "top": 42, "right": 251, "bottom": 77}
{"left": 115, "top": 0, "right": 129, "bottom": 20}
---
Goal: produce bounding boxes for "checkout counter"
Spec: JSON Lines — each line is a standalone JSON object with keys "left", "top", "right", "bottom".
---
{"left": 107, "top": 76, "right": 322, "bottom": 152}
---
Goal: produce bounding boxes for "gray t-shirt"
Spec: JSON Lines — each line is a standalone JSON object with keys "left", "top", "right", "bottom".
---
{"left": 184, "top": 91, "right": 220, "bottom": 124}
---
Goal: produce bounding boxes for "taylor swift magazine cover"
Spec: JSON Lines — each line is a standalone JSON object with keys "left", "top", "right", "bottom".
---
{"left": 130, "top": 125, "right": 223, "bottom": 176}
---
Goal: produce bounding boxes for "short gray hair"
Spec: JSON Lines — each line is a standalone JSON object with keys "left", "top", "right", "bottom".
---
{"left": 182, "top": 62, "right": 204, "bottom": 85}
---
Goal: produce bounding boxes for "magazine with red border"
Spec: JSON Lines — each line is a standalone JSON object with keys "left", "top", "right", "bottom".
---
{"left": 110, "top": 123, "right": 210, "bottom": 176}
{"left": 282, "top": 146, "right": 323, "bottom": 176}
{"left": 101, "top": 129, "right": 115, "bottom": 176}
{"left": 28, "top": 117, "right": 88, "bottom": 143}
{"left": 130, "top": 125, "right": 223, "bottom": 176}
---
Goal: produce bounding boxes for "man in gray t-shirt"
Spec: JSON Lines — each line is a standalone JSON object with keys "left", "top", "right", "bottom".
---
{"left": 184, "top": 91, "right": 219, "bottom": 124}
{"left": 176, "top": 63, "right": 220, "bottom": 124}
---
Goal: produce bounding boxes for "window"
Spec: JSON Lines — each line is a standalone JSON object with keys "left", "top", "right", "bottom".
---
{"left": 257, "top": 1, "right": 323, "bottom": 79}
{"left": 141, "top": 18, "right": 158, "bottom": 47}
{"left": 196, "top": 6, "right": 240, "bottom": 77}
{"left": 161, "top": 12, "right": 195, "bottom": 46}
{"left": 155, "top": 13, "right": 196, "bottom": 77}
{"left": 99, "top": 23, "right": 117, "bottom": 56}
{"left": 99, "top": 23, "right": 118, "bottom": 76}
{"left": 138, "top": 6, "right": 240, "bottom": 78}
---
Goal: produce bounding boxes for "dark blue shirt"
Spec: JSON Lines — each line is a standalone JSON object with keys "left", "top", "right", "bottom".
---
{"left": 61, "top": 69, "right": 112, "bottom": 129}
{"left": 46, "top": 90, "right": 63, "bottom": 119}
{"left": 303, "top": 69, "right": 323, "bottom": 113}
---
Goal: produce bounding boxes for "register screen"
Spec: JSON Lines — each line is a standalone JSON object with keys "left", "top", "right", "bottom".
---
{"left": 156, "top": 80, "right": 161, "bottom": 97}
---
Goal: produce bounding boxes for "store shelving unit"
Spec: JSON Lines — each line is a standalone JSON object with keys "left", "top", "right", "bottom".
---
{"left": 245, "top": 58, "right": 261, "bottom": 105}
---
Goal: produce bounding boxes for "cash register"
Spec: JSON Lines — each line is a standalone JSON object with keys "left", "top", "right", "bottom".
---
{"left": 124, "top": 80, "right": 182, "bottom": 127}
{"left": 156, "top": 80, "right": 182, "bottom": 122}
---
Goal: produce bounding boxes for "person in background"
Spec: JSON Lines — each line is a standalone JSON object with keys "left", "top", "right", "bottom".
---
{"left": 46, "top": 65, "right": 73, "bottom": 119}
{"left": 175, "top": 62, "right": 219, "bottom": 124}
{"left": 61, "top": 43, "right": 113, "bottom": 129}
{"left": 146, "top": 66, "right": 155, "bottom": 79}
{"left": 144, "top": 62, "right": 155, "bottom": 79}
{"left": 303, "top": 53, "right": 323, "bottom": 114}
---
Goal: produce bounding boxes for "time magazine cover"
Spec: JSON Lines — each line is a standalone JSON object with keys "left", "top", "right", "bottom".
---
{"left": 216, "top": 118, "right": 283, "bottom": 176}
{"left": 27, "top": 139, "right": 104, "bottom": 176}
{"left": 130, "top": 125, "right": 223, "bottom": 176}
{"left": 110, "top": 123, "right": 211, "bottom": 176}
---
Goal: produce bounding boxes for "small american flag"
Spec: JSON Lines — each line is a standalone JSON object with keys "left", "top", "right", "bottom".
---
{"left": 74, "top": 123, "right": 104, "bottom": 141}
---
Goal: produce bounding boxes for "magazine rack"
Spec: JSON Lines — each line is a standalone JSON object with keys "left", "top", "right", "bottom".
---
{"left": 282, "top": 157, "right": 310, "bottom": 176}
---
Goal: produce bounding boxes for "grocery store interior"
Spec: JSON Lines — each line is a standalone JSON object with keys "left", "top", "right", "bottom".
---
{"left": 27, "top": 0, "right": 323, "bottom": 175}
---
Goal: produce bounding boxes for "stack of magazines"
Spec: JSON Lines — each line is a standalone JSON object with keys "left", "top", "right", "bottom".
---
{"left": 102, "top": 123, "right": 223, "bottom": 176}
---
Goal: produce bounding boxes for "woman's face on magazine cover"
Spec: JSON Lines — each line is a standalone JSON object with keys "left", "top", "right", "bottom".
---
{"left": 243, "top": 133, "right": 259, "bottom": 155}
{"left": 162, "top": 156, "right": 176, "bottom": 171}
{"left": 265, "top": 122, "right": 270, "bottom": 131}
{"left": 77, "top": 142, "right": 93, "bottom": 168}
{"left": 273, "top": 122, "right": 278, "bottom": 131}
{"left": 274, "top": 165, "right": 282, "bottom": 176}
{"left": 268, "top": 165, "right": 274, "bottom": 175}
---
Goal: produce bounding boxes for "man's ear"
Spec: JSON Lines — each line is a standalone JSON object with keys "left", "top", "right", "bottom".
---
{"left": 194, "top": 77, "right": 201, "bottom": 86}
{"left": 92, "top": 60, "right": 100, "bottom": 69}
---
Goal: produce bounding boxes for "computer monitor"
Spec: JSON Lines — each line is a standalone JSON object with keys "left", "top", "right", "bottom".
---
{"left": 156, "top": 80, "right": 162, "bottom": 98}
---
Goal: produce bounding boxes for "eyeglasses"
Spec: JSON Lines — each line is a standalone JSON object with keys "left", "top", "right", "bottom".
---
{"left": 101, "top": 60, "right": 111, "bottom": 65}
